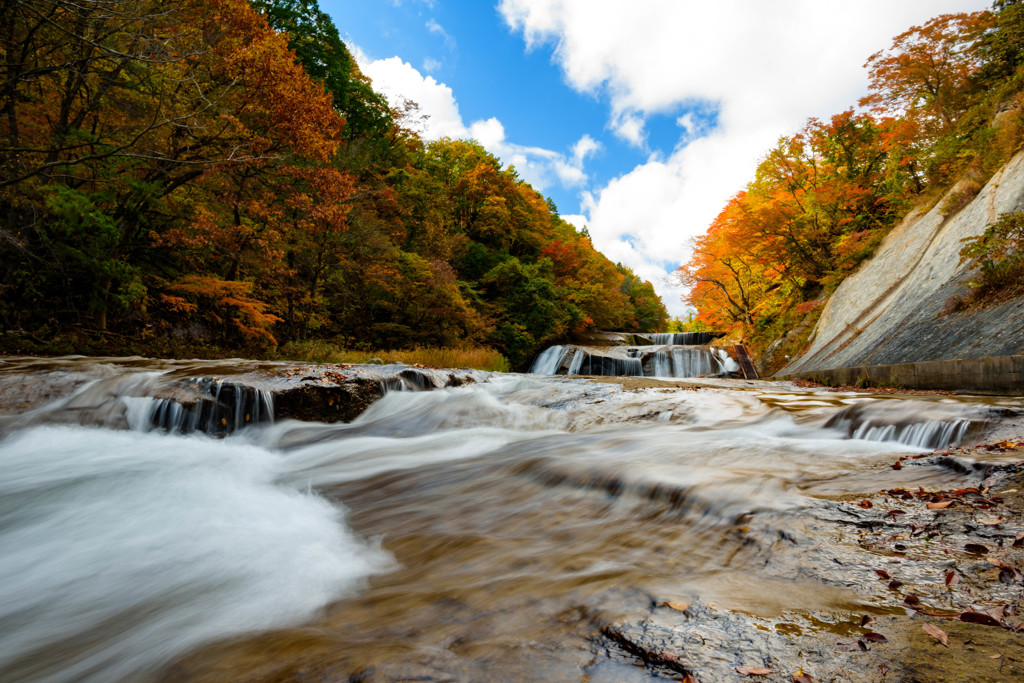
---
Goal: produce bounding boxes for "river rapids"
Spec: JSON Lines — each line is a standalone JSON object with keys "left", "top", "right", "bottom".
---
{"left": 0, "top": 356, "right": 1022, "bottom": 681}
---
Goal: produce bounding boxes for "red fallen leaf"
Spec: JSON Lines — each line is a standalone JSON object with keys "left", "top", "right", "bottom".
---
{"left": 945, "top": 570, "right": 960, "bottom": 587}
{"left": 683, "top": 675, "right": 698, "bottom": 683}
{"left": 892, "top": 461, "right": 903, "bottom": 470}
{"left": 887, "top": 509, "right": 906, "bottom": 516}
{"left": 960, "top": 611, "right": 1003, "bottom": 626}
{"left": 861, "top": 632, "right": 888, "bottom": 643}
{"left": 793, "top": 674, "right": 817, "bottom": 683}
{"left": 965, "top": 543, "right": 990, "bottom": 554}
{"left": 735, "top": 666, "right": 775, "bottom": 676}
{"left": 888, "top": 580, "right": 903, "bottom": 589}
{"left": 927, "top": 500, "right": 953, "bottom": 510}
{"left": 922, "top": 623, "right": 948, "bottom": 647}
{"left": 904, "top": 594, "right": 921, "bottom": 605}
{"left": 876, "top": 569, "right": 892, "bottom": 580}
{"left": 857, "top": 499, "right": 873, "bottom": 508}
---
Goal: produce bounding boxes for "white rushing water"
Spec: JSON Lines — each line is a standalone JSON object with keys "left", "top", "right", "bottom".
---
{"left": 0, "top": 361, "right": 1019, "bottom": 681}
{"left": 0, "top": 426, "right": 393, "bottom": 682}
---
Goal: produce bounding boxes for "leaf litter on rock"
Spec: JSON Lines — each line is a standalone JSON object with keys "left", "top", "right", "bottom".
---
{"left": 922, "top": 623, "right": 948, "bottom": 647}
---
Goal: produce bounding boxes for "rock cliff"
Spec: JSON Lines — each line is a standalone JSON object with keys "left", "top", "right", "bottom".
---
{"left": 779, "top": 150, "right": 1024, "bottom": 381}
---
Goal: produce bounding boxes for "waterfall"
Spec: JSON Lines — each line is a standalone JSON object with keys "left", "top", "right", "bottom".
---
{"left": 530, "top": 346, "right": 568, "bottom": 375}
{"left": 529, "top": 343, "right": 724, "bottom": 379}
{"left": 650, "top": 332, "right": 718, "bottom": 345}
{"left": 147, "top": 379, "right": 274, "bottom": 435}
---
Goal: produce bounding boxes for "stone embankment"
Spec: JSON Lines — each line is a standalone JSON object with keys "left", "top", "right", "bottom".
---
{"left": 777, "top": 150, "right": 1024, "bottom": 393}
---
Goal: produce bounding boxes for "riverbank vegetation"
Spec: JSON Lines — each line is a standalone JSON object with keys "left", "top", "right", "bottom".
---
{"left": 0, "top": 0, "right": 665, "bottom": 370}
{"left": 679, "top": 1, "right": 1024, "bottom": 373}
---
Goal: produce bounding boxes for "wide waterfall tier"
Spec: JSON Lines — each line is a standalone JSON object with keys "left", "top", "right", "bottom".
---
{"left": 529, "top": 344, "right": 737, "bottom": 378}
{"left": 647, "top": 332, "right": 720, "bottom": 346}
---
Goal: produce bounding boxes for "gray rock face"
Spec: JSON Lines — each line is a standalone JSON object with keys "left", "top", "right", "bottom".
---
{"left": 782, "top": 151, "right": 1024, "bottom": 374}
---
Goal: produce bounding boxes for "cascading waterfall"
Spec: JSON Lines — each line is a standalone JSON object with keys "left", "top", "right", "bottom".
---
{"left": 147, "top": 379, "right": 275, "bottom": 435}
{"left": 649, "top": 332, "right": 718, "bottom": 345}
{"left": 528, "top": 342, "right": 724, "bottom": 378}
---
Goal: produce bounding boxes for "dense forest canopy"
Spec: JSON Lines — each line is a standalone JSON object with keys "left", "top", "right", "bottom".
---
{"left": 678, "top": 0, "right": 1024, "bottom": 372}
{"left": 0, "top": 0, "right": 666, "bottom": 368}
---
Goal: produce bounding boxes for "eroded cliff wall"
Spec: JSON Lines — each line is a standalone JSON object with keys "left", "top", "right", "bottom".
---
{"left": 780, "top": 150, "right": 1024, "bottom": 378}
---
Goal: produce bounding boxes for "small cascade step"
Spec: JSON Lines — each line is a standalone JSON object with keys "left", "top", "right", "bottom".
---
{"left": 732, "top": 345, "right": 759, "bottom": 379}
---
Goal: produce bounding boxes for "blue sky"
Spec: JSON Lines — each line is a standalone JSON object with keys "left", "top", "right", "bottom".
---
{"left": 319, "top": 0, "right": 989, "bottom": 316}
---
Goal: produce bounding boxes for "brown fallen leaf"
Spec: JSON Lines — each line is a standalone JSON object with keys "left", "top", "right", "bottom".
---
{"left": 878, "top": 663, "right": 890, "bottom": 676}
{"left": 736, "top": 666, "right": 775, "bottom": 675}
{"left": 887, "top": 509, "right": 906, "bottom": 516}
{"left": 876, "top": 569, "right": 892, "bottom": 580}
{"left": 793, "top": 673, "right": 817, "bottom": 683}
{"left": 861, "top": 632, "right": 888, "bottom": 643}
{"left": 888, "top": 579, "right": 903, "bottom": 589}
{"left": 965, "top": 543, "right": 990, "bottom": 555}
{"left": 835, "top": 638, "right": 860, "bottom": 652}
{"left": 664, "top": 601, "right": 690, "bottom": 612}
{"left": 960, "top": 611, "right": 1003, "bottom": 627}
{"left": 892, "top": 461, "right": 903, "bottom": 470}
{"left": 904, "top": 594, "right": 921, "bottom": 605}
{"left": 977, "top": 516, "right": 1006, "bottom": 526}
{"left": 927, "top": 500, "right": 953, "bottom": 510}
{"left": 683, "top": 674, "right": 698, "bottom": 683}
{"left": 1014, "top": 531, "right": 1024, "bottom": 548}
{"left": 861, "top": 615, "right": 876, "bottom": 627}
{"left": 922, "top": 623, "right": 948, "bottom": 647}
{"left": 945, "top": 570, "right": 959, "bottom": 587}
{"left": 659, "top": 651, "right": 680, "bottom": 663}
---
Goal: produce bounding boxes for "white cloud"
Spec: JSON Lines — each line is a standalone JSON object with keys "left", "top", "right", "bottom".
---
{"left": 422, "top": 57, "right": 442, "bottom": 73}
{"left": 354, "top": 49, "right": 601, "bottom": 195}
{"left": 498, "top": 0, "right": 991, "bottom": 316}
{"left": 425, "top": 18, "right": 456, "bottom": 51}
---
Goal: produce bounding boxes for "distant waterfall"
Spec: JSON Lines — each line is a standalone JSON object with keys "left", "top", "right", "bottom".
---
{"left": 649, "top": 332, "right": 718, "bottom": 345}
{"left": 529, "top": 342, "right": 726, "bottom": 379}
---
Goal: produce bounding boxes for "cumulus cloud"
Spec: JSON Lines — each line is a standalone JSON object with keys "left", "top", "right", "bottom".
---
{"left": 355, "top": 50, "right": 600, "bottom": 195}
{"left": 498, "top": 0, "right": 990, "bottom": 315}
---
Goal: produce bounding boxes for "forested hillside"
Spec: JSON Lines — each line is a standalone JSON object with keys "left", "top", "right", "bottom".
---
{"left": 679, "top": 1, "right": 1024, "bottom": 373}
{"left": 0, "top": 0, "right": 665, "bottom": 368}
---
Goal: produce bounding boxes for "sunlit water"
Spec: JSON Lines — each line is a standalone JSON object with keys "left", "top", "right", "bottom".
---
{"left": 0, "top": 357, "right": 1022, "bottom": 681}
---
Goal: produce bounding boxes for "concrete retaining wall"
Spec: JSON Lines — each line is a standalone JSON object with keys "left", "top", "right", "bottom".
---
{"left": 775, "top": 355, "right": 1024, "bottom": 394}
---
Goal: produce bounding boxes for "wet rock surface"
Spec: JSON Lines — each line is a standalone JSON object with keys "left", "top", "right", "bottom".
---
{"left": 601, "top": 447, "right": 1024, "bottom": 682}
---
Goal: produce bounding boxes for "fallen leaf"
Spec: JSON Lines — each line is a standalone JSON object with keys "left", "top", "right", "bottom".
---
{"left": 792, "top": 674, "right": 817, "bottom": 683}
{"left": 927, "top": 501, "right": 953, "bottom": 510}
{"left": 861, "top": 632, "right": 888, "bottom": 643}
{"left": 1014, "top": 531, "right": 1024, "bottom": 548}
{"left": 835, "top": 638, "right": 860, "bottom": 652}
{"left": 960, "top": 611, "right": 1003, "bottom": 626}
{"left": 977, "top": 516, "right": 1006, "bottom": 526}
{"left": 664, "top": 601, "right": 690, "bottom": 612}
{"left": 965, "top": 543, "right": 990, "bottom": 555}
{"left": 857, "top": 499, "right": 873, "bottom": 508}
{"left": 887, "top": 509, "right": 906, "bottom": 516}
{"left": 904, "top": 594, "right": 921, "bottom": 605}
{"left": 990, "top": 654, "right": 1002, "bottom": 659}
{"left": 922, "top": 623, "right": 948, "bottom": 647}
{"left": 861, "top": 615, "right": 876, "bottom": 627}
{"left": 876, "top": 569, "right": 892, "bottom": 580}
{"left": 878, "top": 663, "right": 890, "bottom": 676}
{"left": 659, "top": 651, "right": 680, "bottom": 663}
{"left": 888, "top": 580, "right": 903, "bottom": 589}
{"left": 736, "top": 666, "right": 775, "bottom": 676}
{"left": 892, "top": 461, "right": 903, "bottom": 470}
{"left": 683, "top": 674, "right": 698, "bottom": 683}
{"left": 945, "top": 570, "right": 960, "bottom": 587}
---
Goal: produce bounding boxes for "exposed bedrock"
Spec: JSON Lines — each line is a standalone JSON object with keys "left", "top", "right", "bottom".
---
{"left": 778, "top": 150, "right": 1024, "bottom": 390}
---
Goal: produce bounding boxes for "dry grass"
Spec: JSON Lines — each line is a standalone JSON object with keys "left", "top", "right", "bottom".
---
{"left": 278, "top": 340, "right": 510, "bottom": 372}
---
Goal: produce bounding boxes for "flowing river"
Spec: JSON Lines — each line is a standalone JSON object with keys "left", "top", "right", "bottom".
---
{"left": 1, "top": 356, "right": 1022, "bottom": 681}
